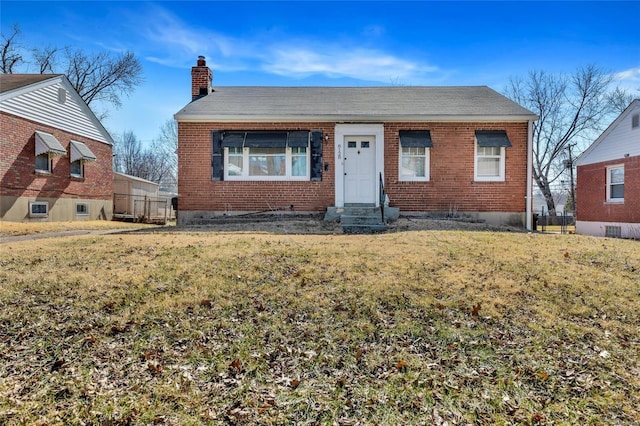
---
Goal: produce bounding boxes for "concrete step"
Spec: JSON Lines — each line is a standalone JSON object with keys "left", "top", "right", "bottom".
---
{"left": 340, "top": 214, "right": 385, "bottom": 226}
{"left": 342, "top": 223, "right": 388, "bottom": 234}
{"left": 324, "top": 205, "right": 400, "bottom": 234}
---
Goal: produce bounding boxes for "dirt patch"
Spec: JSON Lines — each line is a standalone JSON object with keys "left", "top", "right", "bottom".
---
{"left": 168, "top": 215, "right": 525, "bottom": 235}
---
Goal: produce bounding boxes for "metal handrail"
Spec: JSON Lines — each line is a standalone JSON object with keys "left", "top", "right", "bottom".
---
{"left": 379, "top": 172, "right": 385, "bottom": 224}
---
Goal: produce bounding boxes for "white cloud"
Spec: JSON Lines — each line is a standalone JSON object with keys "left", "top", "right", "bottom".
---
{"left": 134, "top": 5, "right": 441, "bottom": 84}
{"left": 262, "top": 45, "right": 438, "bottom": 84}
{"left": 613, "top": 67, "right": 640, "bottom": 93}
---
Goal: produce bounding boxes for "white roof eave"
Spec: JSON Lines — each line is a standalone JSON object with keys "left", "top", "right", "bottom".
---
{"left": 174, "top": 113, "right": 538, "bottom": 123}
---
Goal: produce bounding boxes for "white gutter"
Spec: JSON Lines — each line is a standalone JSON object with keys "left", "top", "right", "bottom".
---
{"left": 173, "top": 113, "right": 538, "bottom": 123}
{"left": 526, "top": 119, "right": 534, "bottom": 231}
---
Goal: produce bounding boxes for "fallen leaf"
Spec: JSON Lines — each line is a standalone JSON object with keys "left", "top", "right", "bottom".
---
{"left": 536, "top": 371, "right": 549, "bottom": 381}
{"left": 230, "top": 358, "right": 243, "bottom": 374}
{"left": 471, "top": 302, "right": 481, "bottom": 316}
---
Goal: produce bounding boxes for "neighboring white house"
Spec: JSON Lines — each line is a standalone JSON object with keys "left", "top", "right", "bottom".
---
{"left": 574, "top": 99, "right": 640, "bottom": 238}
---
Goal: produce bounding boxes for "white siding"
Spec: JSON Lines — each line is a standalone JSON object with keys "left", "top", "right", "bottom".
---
{"left": 1, "top": 78, "right": 112, "bottom": 144}
{"left": 576, "top": 101, "right": 640, "bottom": 166}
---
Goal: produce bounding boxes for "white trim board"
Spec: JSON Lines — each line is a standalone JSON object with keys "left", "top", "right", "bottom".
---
{"left": 334, "top": 124, "right": 384, "bottom": 208}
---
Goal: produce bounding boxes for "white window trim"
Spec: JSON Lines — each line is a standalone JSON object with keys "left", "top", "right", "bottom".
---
{"left": 29, "top": 201, "right": 49, "bottom": 218}
{"left": 35, "top": 152, "right": 52, "bottom": 173}
{"left": 75, "top": 202, "right": 89, "bottom": 216}
{"left": 70, "top": 159, "right": 84, "bottom": 178}
{"left": 606, "top": 165, "right": 624, "bottom": 203}
{"left": 223, "top": 146, "right": 310, "bottom": 181}
{"left": 398, "top": 146, "right": 430, "bottom": 182}
{"left": 474, "top": 142, "right": 506, "bottom": 182}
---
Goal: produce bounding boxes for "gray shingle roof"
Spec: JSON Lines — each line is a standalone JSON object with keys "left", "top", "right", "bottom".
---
{"left": 175, "top": 86, "right": 537, "bottom": 122}
{"left": 0, "top": 74, "right": 61, "bottom": 93}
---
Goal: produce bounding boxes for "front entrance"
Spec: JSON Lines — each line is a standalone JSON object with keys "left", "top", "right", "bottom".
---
{"left": 343, "top": 136, "right": 376, "bottom": 205}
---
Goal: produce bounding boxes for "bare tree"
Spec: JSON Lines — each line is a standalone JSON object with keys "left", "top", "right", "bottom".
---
{"left": 505, "top": 65, "right": 632, "bottom": 216}
{"left": 1, "top": 24, "right": 23, "bottom": 73}
{"left": 32, "top": 46, "right": 59, "bottom": 74}
{"left": 153, "top": 119, "right": 178, "bottom": 189}
{"left": 114, "top": 131, "right": 143, "bottom": 177}
{"left": 114, "top": 131, "right": 174, "bottom": 188}
{"left": 1, "top": 26, "right": 142, "bottom": 116}
{"left": 64, "top": 49, "right": 142, "bottom": 108}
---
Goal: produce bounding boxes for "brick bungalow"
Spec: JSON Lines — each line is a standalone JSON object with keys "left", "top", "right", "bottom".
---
{"left": 574, "top": 99, "right": 640, "bottom": 238}
{"left": 1, "top": 74, "right": 114, "bottom": 222}
{"left": 175, "top": 57, "right": 537, "bottom": 228}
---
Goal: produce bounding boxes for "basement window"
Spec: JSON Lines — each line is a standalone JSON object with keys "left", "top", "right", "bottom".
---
{"left": 29, "top": 201, "right": 48, "bottom": 218}
{"left": 605, "top": 226, "right": 622, "bottom": 238}
{"left": 76, "top": 202, "right": 89, "bottom": 216}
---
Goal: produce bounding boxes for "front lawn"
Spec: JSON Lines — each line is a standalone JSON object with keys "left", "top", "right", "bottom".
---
{"left": 0, "top": 230, "right": 638, "bottom": 425}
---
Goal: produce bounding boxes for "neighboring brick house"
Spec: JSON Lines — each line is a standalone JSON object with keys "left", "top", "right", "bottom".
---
{"left": 175, "top": 56, "right": 537, "bottom": 228}
{"left": 574, "top": 99, "right": 640, "bottom": 238}
{"left": 1, "top": 74, "right": 114, "bottom": 222}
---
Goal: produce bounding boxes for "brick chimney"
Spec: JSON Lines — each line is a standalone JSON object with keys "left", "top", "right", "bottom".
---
{"left": 191, "top": 55, "right": 213, "bottom": 100}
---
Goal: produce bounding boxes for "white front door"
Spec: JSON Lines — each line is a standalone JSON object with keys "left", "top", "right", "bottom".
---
{"left": 344, "top": 136, "right": 376, "bottom": 205}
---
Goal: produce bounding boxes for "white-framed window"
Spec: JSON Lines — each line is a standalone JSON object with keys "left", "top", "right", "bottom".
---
{"left": 76, "top": 202, "right": 89, "bottom": 216}
{"left": 221, "top": 131, "right": 311, "bottom": 181}
{"left": 606, "top": 165, "right": 624, "bottom": 202}
{"left": 224, "top": 146, "right": 309, "bottom": 180}
{"left": 34, "top": 131, "right": 66, "bottom": 173}
{"left": 475, "top": 146, "right": 505, "bottom": 181}
{"left": 29, "top": 201, "right": 48, "bottom": 218}
{"left": 70, "top": 159, "right": 84, "bottom": 178}
{"left": 35, "top": 153, "right": 52, "bottom": 173}
{"left": 474, "top": 130, "right": 510, "bottom": 182}
{"left": 399, "top": 130, "right": 431, "bottom": 181}
{"left": 400, "top": 147, "right": 430, "bottom": 181}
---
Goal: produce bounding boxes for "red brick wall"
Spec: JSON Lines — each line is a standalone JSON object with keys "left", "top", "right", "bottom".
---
{"left": 177, "top": 121, "right": 529, "bottom": 214}
{"left": 385, "top": 122, "right": 528, "bottom": 212}
{"left": 191, "top": 65, "right": 212, "bottom": 100}
{"left": 0, "top": 112, "right": 114, "bottom": 200}
{"left": 576, "top": 155, "right": 640, "bottom": 223}
{"left": 178, "top": 122, "right": 335, "bottom": 212}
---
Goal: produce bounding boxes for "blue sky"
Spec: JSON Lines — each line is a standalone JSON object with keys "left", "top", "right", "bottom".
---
{"left": 2, "top": 1, "right": 639, "bottom": 144}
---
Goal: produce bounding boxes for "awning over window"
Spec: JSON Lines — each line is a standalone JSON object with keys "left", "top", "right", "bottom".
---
{"left": 287, "top": 131, "right": 310, "bottom": 148}
{"left": 221, "top": 132, "right": 245, "bottom": 148}
{"left": 35, "top": 131, "right": 66, "bottom": 156}
{"left": 244, "top": 132, "right": 288, "bottom": 148}
{"left": 475, "top": 130, "right": 512, "bottom": 147}
{"left": 399, "top": 130, "right": 433, "bottom": 148}
{"left": 70, "top": 141, "right": 97, "bottom": 162}
{"left": 221, "top": 131, "right": 309, "bottom": 148}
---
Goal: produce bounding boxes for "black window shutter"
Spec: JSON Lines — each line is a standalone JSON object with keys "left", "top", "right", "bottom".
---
{"left": 310, "top": 130, "right": 323, "bottom": 181}
{"left": 212, "top": 130, "right": 223, "bottom": 181}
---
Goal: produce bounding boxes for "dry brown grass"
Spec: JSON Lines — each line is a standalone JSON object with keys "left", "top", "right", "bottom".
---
{"left": 0, "top": 226, "right": 638, "bottom": 425}
{"left": 0, "top": 220, "right": 160, "bottom": 237}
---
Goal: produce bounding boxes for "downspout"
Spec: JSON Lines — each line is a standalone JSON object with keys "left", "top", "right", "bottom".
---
{"left": 526, "top": 120, "right": 534, "bottom": 231}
